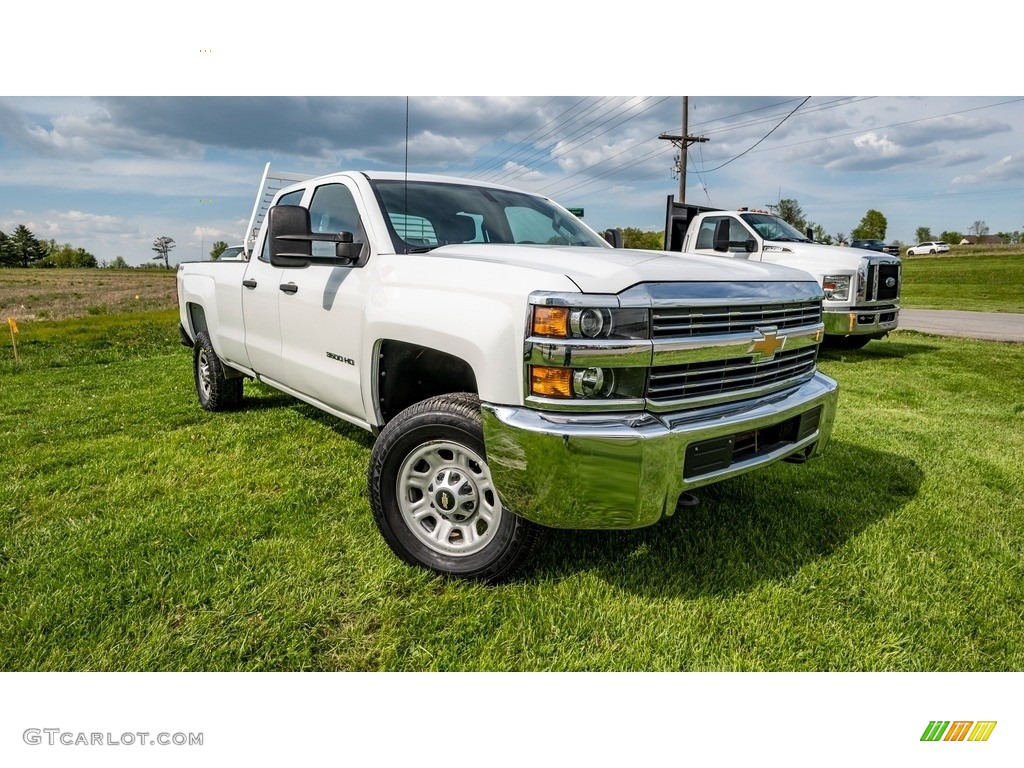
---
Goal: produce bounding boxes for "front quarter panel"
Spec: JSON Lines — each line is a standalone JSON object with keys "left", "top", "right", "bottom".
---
{"left": 363, "top": 254, "right": 581, "bottom": 420}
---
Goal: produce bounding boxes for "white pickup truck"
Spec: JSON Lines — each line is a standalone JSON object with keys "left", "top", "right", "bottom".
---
{"left": 177, "top": 167, "right": 840, "bottom": 581}
{"left": 664, "top": 199, "right": 902, "bottom": 349}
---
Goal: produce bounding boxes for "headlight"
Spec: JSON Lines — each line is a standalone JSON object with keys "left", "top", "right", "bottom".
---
{"left": 530, "top": 366, "right": 644, "bottom": 400}
{"left": 571, "top": 308, "right": 607, "bottom": 338}
{"left": 822, "top": 274, "right": 851, "bottom": 301}
{"left": 531, "top": 306, "right": 648, "bottom": 340}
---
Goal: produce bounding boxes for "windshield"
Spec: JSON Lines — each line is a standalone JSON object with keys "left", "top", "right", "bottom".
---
{"left": 739, "top": 213, "right": 811, "bottom": 242}
{"left": 370, "top": 180, "right": 608, "bottom": 253}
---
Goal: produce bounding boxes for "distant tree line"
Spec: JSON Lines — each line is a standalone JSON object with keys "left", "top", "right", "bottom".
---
{"left": 915, "top": 221, "right": 1022, "bottom": 245}
{"left": 0, "top": 224, "right": 100, "bottom": 268}
{"left": 0, "top": 224, "right": 183, "bottom": 269}
{"left": 773, "top": 204, "right": 1023, "bottom": 247}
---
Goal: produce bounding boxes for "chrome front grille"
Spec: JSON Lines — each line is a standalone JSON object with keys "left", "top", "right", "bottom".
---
{"left": 648, "top": 346, "right": 818, "bottom": 404}
{"left": 866, "top": 263, "right": 900, "bottom": 301}
{"left": 526, "top": 282, "right": 827, "bottom": 413}
{"left": 652, "top": 301, "right": 821, "bottom": 338}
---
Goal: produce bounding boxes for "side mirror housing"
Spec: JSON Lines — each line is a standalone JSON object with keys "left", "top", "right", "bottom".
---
{"left": 713, "top": 219, "right": 731, "bottom": 252}
{"left": 603, "top": 228, "right": 623, "bottom": 248}
{"left": 713, "top": 219, "right": 758, "bottom": 254}
{"left": 269, "top": 205, "right": 313, "bottom": 268}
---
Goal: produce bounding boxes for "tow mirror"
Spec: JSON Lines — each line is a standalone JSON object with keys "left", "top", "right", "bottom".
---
{"left": 268, "top": 205, "right": 366, "bottom": 268}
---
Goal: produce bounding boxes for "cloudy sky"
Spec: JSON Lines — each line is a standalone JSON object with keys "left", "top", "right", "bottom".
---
{"left": 2, "top": 4, "right": 1019, "bottom": 266}
{"left": 2, "top": 95, "right": 1022, "bottom": 265}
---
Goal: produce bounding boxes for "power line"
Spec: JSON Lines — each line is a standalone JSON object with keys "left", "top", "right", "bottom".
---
{"left": 465, "top": 96, "right": 601, "bottom": 179}
{"left": 693, "top": 97, "right": 1024, "bottom": 166}
{"left": 437, "top": 97, "right": 559, "bottom": 172}
{"left": 481, "top": 96, "right": 631, "bottom": 184}
{"left": 459, "top": 97, "right": 591, "bottom": 178}
{"left": 498, "top": 96, "right": 672, "bottom": 187}
{"left": 540, "top": 97, "right": 869, "bottom": 201}
{"left": 698, "top": 97, "right": 811, "bottom": 173}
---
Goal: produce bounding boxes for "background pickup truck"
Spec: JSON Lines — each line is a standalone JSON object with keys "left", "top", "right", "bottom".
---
{"left": 664, "top": 199, "right": 902, "bottom": 349}
{"left": 177, "top": 167, "right": 839, "bottom": 581}
{"left": 849, "top": 238, "right": 901, "bottom": 257}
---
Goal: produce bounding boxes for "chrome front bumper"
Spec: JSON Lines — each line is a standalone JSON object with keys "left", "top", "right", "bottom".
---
{"left": 824, "top": 306, "right": 899, "bottom": 336}
{"left": 481, "top": 372, "right": 839, "bottom": 530}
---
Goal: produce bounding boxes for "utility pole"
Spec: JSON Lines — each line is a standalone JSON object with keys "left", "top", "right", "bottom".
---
{"left": 659, "top": 96, "right": 708, "bottom": 204}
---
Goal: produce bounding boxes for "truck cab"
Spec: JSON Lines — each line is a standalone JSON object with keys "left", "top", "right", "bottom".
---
{"left": 665, "top": 198, "right": 901, "bottom": 349}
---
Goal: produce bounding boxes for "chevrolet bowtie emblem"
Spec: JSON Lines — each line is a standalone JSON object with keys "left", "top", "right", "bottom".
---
{"left": 748, "top": 326, "right": 786, "bottom": 362}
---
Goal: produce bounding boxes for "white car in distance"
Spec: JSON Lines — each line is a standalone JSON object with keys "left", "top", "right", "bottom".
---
{"left": 906, "top": 241, "right": 950, "bottom": 256}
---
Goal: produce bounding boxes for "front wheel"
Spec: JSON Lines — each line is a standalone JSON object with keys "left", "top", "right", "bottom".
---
{"left": 368, "top": 393, "right": 541, "bottom": 582}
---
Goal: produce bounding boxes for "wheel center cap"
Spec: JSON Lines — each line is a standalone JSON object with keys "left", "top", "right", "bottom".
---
{"left": 429, "top": 468, "right": 479, "bottom": 523}
{"left": 435, "top": 488, "right": 457, "bottom": 513}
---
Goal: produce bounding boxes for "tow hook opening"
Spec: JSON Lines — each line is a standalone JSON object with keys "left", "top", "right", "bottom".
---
{"left": 783, "top": 445, "right": 815, "bottom": 464}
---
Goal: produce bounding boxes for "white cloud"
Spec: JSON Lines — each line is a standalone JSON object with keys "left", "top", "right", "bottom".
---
{"left": 192, "top": 225, "right": 232, "bottom": 240}
{"left": 953, "top": 153, "right": 1024, "bottom": 184}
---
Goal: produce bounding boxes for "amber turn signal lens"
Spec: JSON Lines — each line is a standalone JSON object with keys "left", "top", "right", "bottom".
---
{"left": 530, "top": 366, "right": 573, "bottom": 398}
{"left": 532, "top": 306, "right": 569, "bottom": 338}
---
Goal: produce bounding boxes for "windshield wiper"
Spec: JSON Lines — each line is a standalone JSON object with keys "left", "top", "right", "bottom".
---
{"left": 406, "top": 246, "right": 438, "bottom": 253}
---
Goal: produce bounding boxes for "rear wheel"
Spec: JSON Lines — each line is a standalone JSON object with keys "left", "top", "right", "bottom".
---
{"left": 368, "top": 393, "right": 541, "bottom": 582}
{"left": 193, "top": 330, "right": 243, "bottom": 411}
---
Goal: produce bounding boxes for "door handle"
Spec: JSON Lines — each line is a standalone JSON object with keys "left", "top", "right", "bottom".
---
{"left": 280, "top": 283, "right": 298, "bottom": 294}
{"left": 242, "top": 279, "right": 257, "bottom": 289}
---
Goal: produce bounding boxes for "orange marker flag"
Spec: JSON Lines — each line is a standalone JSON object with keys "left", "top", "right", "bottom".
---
{"left": 8, "top": 317, "right": 18, "bottom": 362}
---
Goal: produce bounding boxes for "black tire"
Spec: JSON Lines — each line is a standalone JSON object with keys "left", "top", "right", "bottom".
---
{"left": 192, "top": 330, "right": 243, "bottom": 411}
{"left": 824, "top": 334, "right": 871, "bottom": 350}
{"left": 368, "top": 393, "right": 541, "bottom": 582}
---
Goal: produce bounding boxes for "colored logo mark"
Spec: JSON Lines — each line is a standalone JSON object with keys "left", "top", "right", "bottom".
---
{"left": 921, "top": 721, "right": 997, "bottom": 742}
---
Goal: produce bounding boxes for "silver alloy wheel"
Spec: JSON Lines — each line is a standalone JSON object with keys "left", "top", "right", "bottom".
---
{"left": 395, "top": 439, "right": 502, "bottom": 557}
{"left": 196, "top": 348, "right": 213, "bottom": 400}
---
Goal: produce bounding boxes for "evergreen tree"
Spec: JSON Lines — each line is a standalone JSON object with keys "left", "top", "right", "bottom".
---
{"left": 6, "top": 225, "right": 48, "bottom": 267}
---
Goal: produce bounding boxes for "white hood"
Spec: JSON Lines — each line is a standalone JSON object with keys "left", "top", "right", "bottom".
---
{"left": 765, "top": 240, "right": 900, "bottom": 271}
{"left": 425, "top": 244, "right": 818, "bottom": 294}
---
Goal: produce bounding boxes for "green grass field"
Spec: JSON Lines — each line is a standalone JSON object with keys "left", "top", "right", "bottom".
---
{"left": 0, "top": 267, "right": 1022, "bottom": 671}
{"left": 900, "top": 245, "right": 1024, "bottom": 313}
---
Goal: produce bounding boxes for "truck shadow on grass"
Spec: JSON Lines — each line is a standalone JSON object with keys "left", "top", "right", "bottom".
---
{"left": 529, "top": 441, "right": 923, "bottom": 598}
{"left": 818, "top": 337, "right": 941, "bottom": 364}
